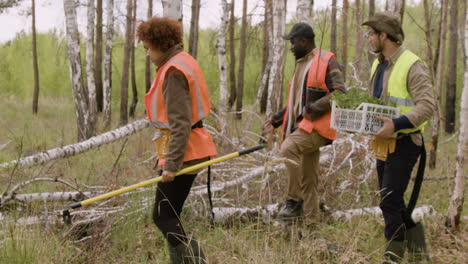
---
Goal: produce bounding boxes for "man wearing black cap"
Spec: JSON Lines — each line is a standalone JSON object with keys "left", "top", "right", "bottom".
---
{"left": 262, "top": 22, "right": 346, "bottom": 228}
{"left": 362, "top": 12, "right": 434, "bottom": 263}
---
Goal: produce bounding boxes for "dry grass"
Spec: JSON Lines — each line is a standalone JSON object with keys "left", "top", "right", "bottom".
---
{"left": 0, "top": 96, "right": 467, "bottom": 264}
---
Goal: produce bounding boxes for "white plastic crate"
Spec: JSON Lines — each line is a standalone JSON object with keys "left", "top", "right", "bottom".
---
{"left": 330, "top": 101, "right": 400, "bottom": 134}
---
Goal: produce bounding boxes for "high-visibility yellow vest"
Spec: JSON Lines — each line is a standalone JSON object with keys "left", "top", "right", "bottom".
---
{"left": 370, "top": 50, "right": 427, "bottom": 134}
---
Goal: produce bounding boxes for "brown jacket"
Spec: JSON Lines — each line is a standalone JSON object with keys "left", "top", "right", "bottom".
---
{"left": 155, "top": 44, "right": 206, "bottom": 172}
{"left": 368, "top": 46, "right": 435, "bottom": 145}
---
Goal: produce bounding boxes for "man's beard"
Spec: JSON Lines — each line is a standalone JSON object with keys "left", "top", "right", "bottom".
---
{"left": 294, "top": 48, "right": 308, "bottom": 60}
{"left": 369, "top": 41, "right": 382, "bottom": 55}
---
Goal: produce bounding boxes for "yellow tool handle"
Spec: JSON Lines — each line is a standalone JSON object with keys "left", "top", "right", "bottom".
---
{"left": 67, "top": 145, "right": 263, "bottom": 209}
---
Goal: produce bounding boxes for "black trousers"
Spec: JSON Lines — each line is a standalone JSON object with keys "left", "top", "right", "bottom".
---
{"left": 153, "top": 173, "right": 197, "bottom": 247}
{"left": 377, "top": 135, "right": 422, "bottom": 241}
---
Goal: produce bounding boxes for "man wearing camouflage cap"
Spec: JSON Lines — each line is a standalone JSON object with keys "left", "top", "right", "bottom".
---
{"left": 363, "top": 12, "right": 434, "bottom": 263}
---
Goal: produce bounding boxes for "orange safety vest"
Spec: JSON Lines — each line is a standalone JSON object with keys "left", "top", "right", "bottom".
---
{"left": 280, "top": 50, "right": 337, "bottom": 143}
{"left": 144, "top": 51, "right": 217, "bottom": 165}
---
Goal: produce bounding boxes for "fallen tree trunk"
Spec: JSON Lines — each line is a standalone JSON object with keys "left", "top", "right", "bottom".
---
{"left": 13, "top": 191, "right": 98, "bottom": 203}
{"left": 211, "top": 204, "right": 436, "bottom": 224}
{"left": 0, "top": 119, "right": 149, "bottom": 169}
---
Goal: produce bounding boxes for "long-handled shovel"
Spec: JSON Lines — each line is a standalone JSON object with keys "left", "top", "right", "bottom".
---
{"left": 62, "top": 145, "right": 264, "bottom": 224}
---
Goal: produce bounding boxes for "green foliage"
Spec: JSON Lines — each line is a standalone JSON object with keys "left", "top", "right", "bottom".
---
{"left": 332, "top": 87, "right": 395, "bottom": 109}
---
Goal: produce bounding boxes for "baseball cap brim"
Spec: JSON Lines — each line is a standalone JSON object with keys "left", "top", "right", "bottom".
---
{"left": 282, "top": 32, "right": 295, "bottom": 40}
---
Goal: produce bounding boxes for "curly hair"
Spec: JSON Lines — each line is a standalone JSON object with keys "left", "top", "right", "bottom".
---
{"left": 137, "top": 17, "right": 183, "bottom": 52}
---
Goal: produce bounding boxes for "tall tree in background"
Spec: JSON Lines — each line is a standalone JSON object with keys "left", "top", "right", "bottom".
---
{"left": 387, "top": 0, "right": 406, "bottom": 23}
{"left": 330, "top": 0, "right": 337, "bottom": 55}
{"left": 296, "top": 0, "right": 313, "bottom": 24}
{"left": 217, "top": 0, "right": 229, "bottom": 132}
{"left": 129, "top": 0, "right": 138, "bottom": 117}
{"left": 95, "top": 0, "right": 103, "bottom": 112}
{"left": 257, "top": 0, "right": 273, "bottom": 113}
{"left": 228, "top": 1, "right": 236, "bottom": 110}
{"left": 120, "top": 0, "right": 133, "bottom": 125}
{"left": 32, "top": 0, "right": 40, "bottom": 114}
{"left": 189, "top": 0, "right": 200, "bottom": 58}
{"left": 341, "top": 0, "right": 349, "bottom": 80}
{"left": 367, "top": 0, "right": 375, "bottom": 67}
{"left": 63, "top": 0, "right": 92, "bottom": 141}
{"left": 423, "top": 0, "right": 435, "bottom": 80}
{"left": 85, "top": 0, "right": 97, "bottom": 135}
{"left": 445, "top": 0, "right": 458, "bottom": 133}
{"left": 353, "top": 0, "right": 364, "bottom": 83}
{"left": 429, "top": 0, "right": 449, "bottom": 169}
{"left": 162, "top": 0, "right": 182, "bottom": 23}
{"left": 446, "top": 12, "right": 467, "bottom": 229}
{"left": 145, "top": 0, "right": 153, "bottom": 93}
{"left": 236, "top": 0, "right": 247, "bottom": 119}
{"left": 266, "top": 0, "right": 286, "bottom": 117}
{"left": 103, "top": 0, "right": 114, "bottom": 129}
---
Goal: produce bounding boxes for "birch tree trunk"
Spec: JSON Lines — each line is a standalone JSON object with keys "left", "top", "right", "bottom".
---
{"left": 86, "top": 0, "right": 97, "bottom": 137}
{"left": 217, "top": 0, "right": 229, "bottom": 126}
{"left": 296, "top": 0, "right": 313, "bottom": 24}
{"left": 120, "top": 0, "right": 133, "bottom": 125}
{"left": 63, "top": 0, "right": 90, "bottom": 142}
{"left": 145, "top": 0, "right": 153, "bottom": 93}
{"left": 95, "top": 0, "right": 104, "bottom": 112}
{"left": 445, "top": 0, "right": 458, "bottom": 133}
{"left": 330, "top": 0, "right": 337, "bottom": 55}
{"left": 446, "top": 12, "right": 467, "bottom": 228}
{"left": 423, "top": 0, "right": 435, "bottom": 80}
{"left": 32, "top": 0, "right": 40, "bottom": 114}
{"left": 236, "top": 0, "right": 247, "bottom": 120}
{"left": 429, "top": 0, "right": 449, "bottom": 169}
{"left": 341, "top": 0, "right": 349, "bottom": 80}
{"left": 0, "top": 119, "right": 149, "bottom": 169}
{"left": 189, "top": 0, "right": 201, "bottom": 58}
{"left": 228, "top": 1, "right": 236, "bottom": 110}
{"left": 103, "top": 0, "right": 114, "bottom": 129}
{"left": 266, "top": 0, "right": 286, "bottom": 117}
{"left": 129, "top": 0, "right": 138, "bottom": 117}
{"left": 257, "top": 0, "right": 272, "bottom": 113}
{"left": 353, "top": 0, "right": 364, "bottom": 83}
{"left": 367, "top": 0, "right": 376, "bottom": 67}
{"left": 162, "top": 0, "right": 182, "bottom": 23}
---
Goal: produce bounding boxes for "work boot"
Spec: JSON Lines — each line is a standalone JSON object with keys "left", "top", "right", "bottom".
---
{"left": 382, "top": 240, "right": 405, "bottom": 263}
{"left": 169, "top": 238, "right": 207, "bottom": 264}
{"left": 406, "top": 223, "right": 430, "bottom": 262}
{"left": 277, "top": 199, "right": 303, "bottom": 220}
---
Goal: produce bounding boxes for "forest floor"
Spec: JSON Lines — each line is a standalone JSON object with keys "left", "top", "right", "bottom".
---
{"left": 0, "top": 97, "right": 467, "bottom": 263}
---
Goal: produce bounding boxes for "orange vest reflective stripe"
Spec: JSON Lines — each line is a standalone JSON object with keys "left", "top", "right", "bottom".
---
{"left": 281, "top": 50, "right": 337, "bottom": 142}
{"left": 144, "top": 51, "right": 217, "bottom": 164}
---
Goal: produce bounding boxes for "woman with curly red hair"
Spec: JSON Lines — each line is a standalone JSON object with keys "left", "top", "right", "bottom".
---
{"left": 137, "top": 17, "right": 217, "bottom": 264}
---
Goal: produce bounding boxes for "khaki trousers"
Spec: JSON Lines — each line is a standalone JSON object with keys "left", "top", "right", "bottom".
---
{"left": 280, "top": 129, "right": 329, "bottom": 225}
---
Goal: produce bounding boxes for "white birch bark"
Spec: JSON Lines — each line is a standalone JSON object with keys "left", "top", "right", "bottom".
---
{"left": 266, "top": 0, "right": 286, "bottom": 117}
{"left": 446, "top": 13, "right": 468, "bottom": 228}
{"left": 11, "top": 192, "right": 98, "bottom": 203}
{"left": 210, "top": 204, "right": 435, "bottom": 224}
{"left": 103, "top": 0, "right": 114, "bottom": 129}
{"left": 86, "top": 0, "right": 97, "bottom": 136}
{"left": 295, "top": 0, "right": 313, "bottom": 24}
{"left": 217, "top": 0, "right": 229, "bottom": 132}
{"left": 429, "top": 0, "right": 449, "bottom": 168}
{"left": 63, "top": 0, "right": 89, "bottom": 141}
{"left": 256, "top": 1, "right": 273, "bottom": 109}
{"left": 0, "top": 119, "right": 149, "bottom": 169}
{"left": 161, "top": 0, "right": 183, "bottom": 23}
